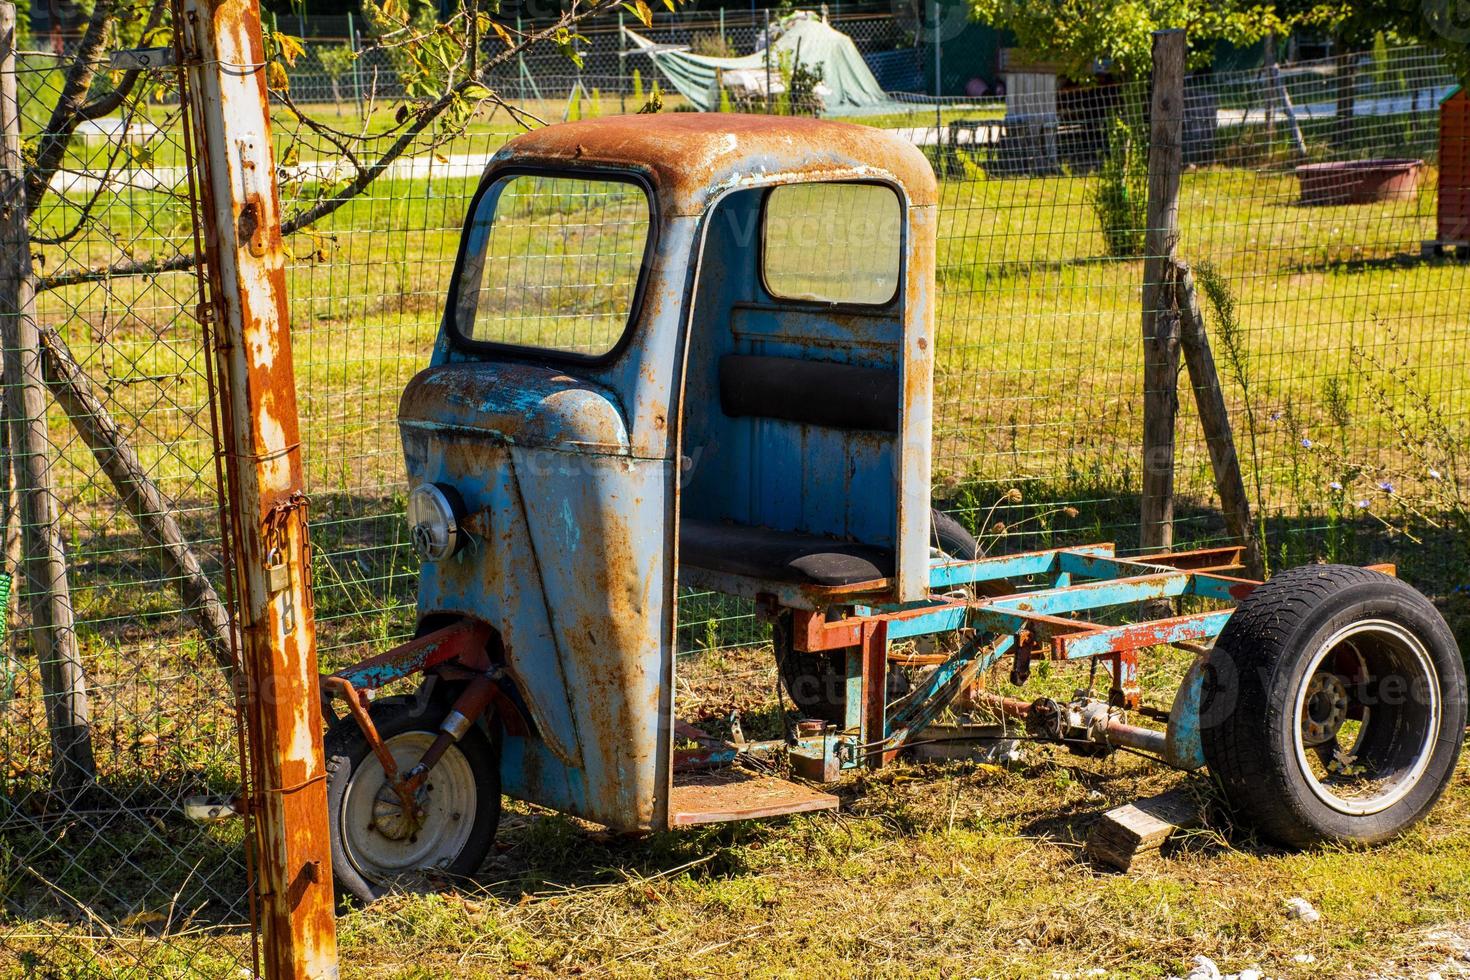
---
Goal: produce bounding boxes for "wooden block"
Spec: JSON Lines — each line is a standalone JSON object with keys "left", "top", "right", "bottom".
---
{"left": 1085, "top": 788, "right": 1201, "bottom": 872}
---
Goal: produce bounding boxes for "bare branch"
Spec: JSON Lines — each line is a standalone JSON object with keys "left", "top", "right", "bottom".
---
{"left": 26, "top": 0, "right": 166, "bottom": 213}
{"left": 32, "top": 105, "right": 185, "bottom": 247}
{"left": 36, "top": 0, "right": 622, "bottom": 292}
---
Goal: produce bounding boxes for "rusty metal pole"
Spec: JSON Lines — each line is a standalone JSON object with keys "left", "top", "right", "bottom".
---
{"left": 176, "top": 0, "right": 339, "bottom": 975}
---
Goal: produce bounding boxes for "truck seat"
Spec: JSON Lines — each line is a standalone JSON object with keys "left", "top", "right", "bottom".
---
{"left": 679, "top": 517, "right": 893, "bottom": 588}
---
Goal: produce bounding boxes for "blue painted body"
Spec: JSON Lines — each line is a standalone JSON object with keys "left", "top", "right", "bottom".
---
{"left": 395, "top": 116, "right": 939, "bottom": 832}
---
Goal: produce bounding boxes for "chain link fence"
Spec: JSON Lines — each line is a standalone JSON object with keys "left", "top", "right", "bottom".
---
{"left": 0, "top": 30, "right": 255, "bottom": 979}
{"left": 2, "top": 14, "right": 1468, "bottom": 972}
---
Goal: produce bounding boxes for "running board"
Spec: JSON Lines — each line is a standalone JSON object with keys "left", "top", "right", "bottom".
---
{"left": 669, "top": 770, "right": 838, "bottom": 826}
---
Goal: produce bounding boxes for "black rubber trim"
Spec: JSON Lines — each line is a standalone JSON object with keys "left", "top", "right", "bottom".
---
{"left": 718, "top": 354, "right": 900, "bottom": 432}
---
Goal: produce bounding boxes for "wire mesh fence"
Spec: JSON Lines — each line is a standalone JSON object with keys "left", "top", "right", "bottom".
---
{"left": 1, "top": 11, "right": 1468, "bottom": 972}
{"left": 278, "top": 5, "right": 912, "bottom": 106}
{"left": 280, "top": 41, "right": 1470, "bottom": 662}
{"left": 884, "top": 44, "right": 1467, "bottom": 585}
{"left": 0, "top": 29, "right": 255, "bottom": 979}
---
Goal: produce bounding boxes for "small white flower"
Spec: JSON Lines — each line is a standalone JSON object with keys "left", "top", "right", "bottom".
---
{"left": 1429, "top": 468, "right": 1443, "bottom": 481}
{"left": 1328, "top": 481, "right": 1343, "bottom": 491}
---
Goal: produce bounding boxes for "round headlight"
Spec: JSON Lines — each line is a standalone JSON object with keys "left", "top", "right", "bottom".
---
{"left": 407, "top": 483, "right": 466, "bottom": 562}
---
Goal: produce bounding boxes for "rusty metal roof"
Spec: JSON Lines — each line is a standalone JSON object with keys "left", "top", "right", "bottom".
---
{"left": 489, "top": 113, "right": 939, "bottom": 214}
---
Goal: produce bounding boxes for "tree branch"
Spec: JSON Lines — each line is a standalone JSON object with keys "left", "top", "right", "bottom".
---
{"left": 37, "top": 0, "right": 620, "bottom": 293}
{"left": 26, "top": 0, "right": 166, "bottom": 214}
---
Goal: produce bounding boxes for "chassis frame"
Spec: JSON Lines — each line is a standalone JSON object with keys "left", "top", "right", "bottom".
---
{"left": 324, "top": 541, "right": 1395, "bottom": 809}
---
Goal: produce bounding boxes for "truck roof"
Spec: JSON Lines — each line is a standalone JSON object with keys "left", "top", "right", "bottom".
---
{"left": 487, "top": 113, "right": 939, "bottom": 215}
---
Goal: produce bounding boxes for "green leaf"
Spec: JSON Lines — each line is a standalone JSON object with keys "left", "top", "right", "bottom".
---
{"left": 622, "top": 0, "right": 653, "bottom": 27}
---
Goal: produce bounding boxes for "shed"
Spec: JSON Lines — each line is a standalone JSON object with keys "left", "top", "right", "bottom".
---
{"left": 1434, "top": 85, "right": 1468, "bottom": 252}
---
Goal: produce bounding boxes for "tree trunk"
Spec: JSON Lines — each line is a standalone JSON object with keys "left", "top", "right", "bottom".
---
{"left": 1, "top": 3, "right": 95, "bottom": 791}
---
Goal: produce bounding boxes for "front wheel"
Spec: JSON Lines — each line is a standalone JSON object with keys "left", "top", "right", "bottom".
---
{"left": 324, "top": 694, "right": 501, "bottom": 902}
{"left": 1201, "top": 564, "right": 1466, "bottom": 847}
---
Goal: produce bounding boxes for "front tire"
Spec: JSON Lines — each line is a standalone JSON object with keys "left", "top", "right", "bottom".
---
{"left": 324, "top": 694, "right": 501, "bottom": 902}
{"left": 1200, "top": 564, "right": 1466, "bottom": 847}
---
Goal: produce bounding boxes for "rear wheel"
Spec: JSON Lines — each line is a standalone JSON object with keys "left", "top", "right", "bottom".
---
{"left": 325, "top": 694, "right": 501, "bottom": 902}
{"left": 1200, "top": 565, "right": 1466, "bottom": 847}
{"left": 775, "top": 509, "right": 986, "bottom": 725}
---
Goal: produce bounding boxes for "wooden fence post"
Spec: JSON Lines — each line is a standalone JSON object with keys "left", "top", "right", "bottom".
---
{"left": 0, "top": 2, "right": 95, "bottom": 791}
{"left": 1140, "top": 29, "right": 1186, "bottom": 554}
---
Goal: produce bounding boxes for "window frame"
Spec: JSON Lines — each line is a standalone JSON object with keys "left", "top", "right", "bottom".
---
{"left": 444, "top": 165, "right": 660, "bottom": 365}
{"left": 757, "top": 179, "right": 905, "bottom": 310}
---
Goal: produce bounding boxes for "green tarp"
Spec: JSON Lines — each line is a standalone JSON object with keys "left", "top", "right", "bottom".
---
{"left": 623, "top": 15, "right": 894, "bottom": 114}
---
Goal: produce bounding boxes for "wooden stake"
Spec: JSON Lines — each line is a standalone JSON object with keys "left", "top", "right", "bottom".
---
{"left": 36, "top": 321, "right": 238, "bottom": 673}
{"left": 0, "top": 2, "right": 94, "bottom": 792}
{"left": 1140, "top": 29, "right": 1186, "bottom": 554}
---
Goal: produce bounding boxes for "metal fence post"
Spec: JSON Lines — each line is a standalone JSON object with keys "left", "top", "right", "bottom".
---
{"left": 177, "top": 0, "right": 339, "bottom": 975}
{"left": 348, "top": 11, "right": 364, "bottom": 113}
{"left": 1140, "top": 29, "right": 1185, "bottom": 554}
{"left": 764, "top": 9, "right": 771, "bottom": 112}
{"left": 0, "top": 1, "right": 94, "bottom": 794}
{"left": 931, "top": 0, "right": 941, "bottom": 136}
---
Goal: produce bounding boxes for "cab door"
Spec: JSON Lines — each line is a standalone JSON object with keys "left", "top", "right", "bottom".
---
{"left": 405, "top": 168, "right": 690, "bottom": 832}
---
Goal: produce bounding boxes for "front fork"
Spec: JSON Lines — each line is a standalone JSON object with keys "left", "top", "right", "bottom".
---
{"left": 321, "top": 619, "right": 521, "bottom": 831}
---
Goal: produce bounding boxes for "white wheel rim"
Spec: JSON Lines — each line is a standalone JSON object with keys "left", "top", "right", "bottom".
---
{"left": 339, "top": 731, "right": 478, "bottom": 886}
{"left": 1291, "top": 619, "right": 1441, "bottom": 816}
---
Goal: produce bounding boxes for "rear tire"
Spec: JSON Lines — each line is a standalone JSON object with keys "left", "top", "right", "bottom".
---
{"left": 325, "top": 694, "right": 501, "bottom": 902}
{"left": 1200, "top": 564, "right": 1466, "bottom": 847}
{"left": 930, "top": 509, "right": 980, "bottom": 559}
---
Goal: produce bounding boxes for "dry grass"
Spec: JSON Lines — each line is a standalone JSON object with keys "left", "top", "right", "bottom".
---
{"left": 323, "top": 646, "right": 1470, "bottom": 979}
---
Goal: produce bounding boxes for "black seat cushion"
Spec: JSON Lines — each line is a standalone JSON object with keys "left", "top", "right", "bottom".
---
{"left": 680, "top": 517, "right": 894, "bottom": 587}
{"left": 719, "top": 354, "right": 899, "bottom": 432}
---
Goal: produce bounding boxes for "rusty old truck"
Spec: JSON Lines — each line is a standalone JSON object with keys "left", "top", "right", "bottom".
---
{"left": 317, "top": 114, "right": 1466, "bottom": 901}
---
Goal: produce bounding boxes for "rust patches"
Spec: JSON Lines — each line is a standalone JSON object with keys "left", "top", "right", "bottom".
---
{"left": 182, "top": 0, "right": 338, "bottom": 971}
{"left": 860, "top": 621, "right": 890, "bottom": 765}
{"left": 491, "top": 114, "right": 939, "bottom": 216}
{"left": 328, "top": 618, "right": 493, "bottom": 691}
{"left": 1228, "top": 582, "right": 1258, "bottom": 601}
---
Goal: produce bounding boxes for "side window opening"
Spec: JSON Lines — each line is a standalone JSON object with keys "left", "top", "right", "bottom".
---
{"left": 452, "top": 174, "right": 652, "bottom": 358}
{"left": 761, "top": 182, "right": 902, "bottom": 306}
